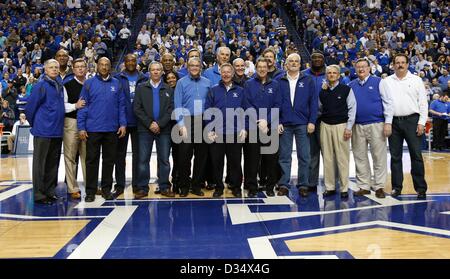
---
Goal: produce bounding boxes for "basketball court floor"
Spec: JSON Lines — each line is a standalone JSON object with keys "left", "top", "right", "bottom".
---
{"left": 0, "top": 150, "right": 449, "bottom": 259}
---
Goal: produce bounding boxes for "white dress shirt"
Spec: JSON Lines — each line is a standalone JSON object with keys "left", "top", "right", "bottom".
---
{"left": 287, "top": 72, "right": 299, "bottom": 106}
{"left": 379, "top": 71, "right": 428, "bottom": 125}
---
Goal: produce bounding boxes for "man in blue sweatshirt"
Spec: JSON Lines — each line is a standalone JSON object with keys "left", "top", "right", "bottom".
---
{"left": 77, "top": 57, "right": 127, "bottom": 202}
{"left": 205, "top": 63, "right": 247, "bottom": 198}
{"left": 278, "top": 53, "right": 318, "bottom": 197}
{"left": 242, "top": 57, "right": 281, "bottom": 198}
{"left": 25, "top": 59, "right": 65, "bottom": 204}
{"left": 349, "top": 58, "right": 394, "bottom": 199}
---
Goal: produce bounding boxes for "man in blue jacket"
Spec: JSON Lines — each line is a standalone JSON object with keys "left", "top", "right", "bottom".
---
{"left": 278, "top": 53, "right": 318, "bottom": 197}
{"left": 78, "top": 57, "right": 127, "bottom": 202}
{"left": 113, "top": 53, "right": 148, "bottom": 197}
{"left": 243, "top": 57, "right": 281, "bottom": 198}
{"left": 205, "top": 63, "right": 247, "bottom": 198}
{"left": 25, "top": 59, "right": 65, "bottom": 204}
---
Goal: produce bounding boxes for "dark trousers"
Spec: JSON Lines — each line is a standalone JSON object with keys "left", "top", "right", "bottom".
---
{"left": 85, "top": 132, "right": 118, "bottom": 196}
{"left": 432, "top": 118, "right": 448, "bottom": 149}
{"left": 308, "top": 120, "right": 321, "bottom": 187}
{"left": 244, "top": 134, "right": 278, "bottom": 191}
{"left": 32, "top": 137, "right": 62, "bottom": 201}
{"left": 178, "top": 116, "right": 208, "bottom": 192}
{"left": 210, "top": 140, "right": 243, "bottom": 191}
{"left": 389, "top": 114, "right": 427, "bottom": 193}
{"left": 115, "top": 126, "right": 138, "bottom": 191}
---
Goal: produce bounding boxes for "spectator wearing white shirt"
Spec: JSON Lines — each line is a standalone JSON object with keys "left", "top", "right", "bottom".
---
{"left": 7, "top": 113, "right": 29, "bottom": 153}
{"left": 379, "top": 53, "right": 428, "bottom": 199}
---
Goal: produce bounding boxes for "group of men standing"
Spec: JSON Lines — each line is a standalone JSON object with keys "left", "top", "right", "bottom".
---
{"left": 25, "top": 47, "right": 429, "bottom": 204}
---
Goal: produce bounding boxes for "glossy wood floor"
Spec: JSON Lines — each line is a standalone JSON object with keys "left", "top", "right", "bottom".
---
{"left": 0, "top": 150, "right": 449, "bottom": 259}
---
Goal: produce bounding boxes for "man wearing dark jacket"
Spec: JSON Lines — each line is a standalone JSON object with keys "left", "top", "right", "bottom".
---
{"left": 113, "top": 54, "right": 148, "bottom": 197}
{"left": 78, "top": 57, "right": 127, "bottom": 202}
{"left": 25, "top": 59, "right": 65, "bottom": 204}
{"left": 133, "top": 61, "right": 174, "bottom": 199}
{"left": 278, "top": 53, "right": 318, "bottom": 197}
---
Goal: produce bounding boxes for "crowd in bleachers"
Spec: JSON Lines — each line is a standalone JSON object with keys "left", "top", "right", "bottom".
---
{"left": 131, "top": 0, "right": 293, "bottom": 74}
{"left": 290, "top": 0, "right": 449, "bottom": 97}
{"left": 0, "top": 0, "right": 135, "bottom": 128}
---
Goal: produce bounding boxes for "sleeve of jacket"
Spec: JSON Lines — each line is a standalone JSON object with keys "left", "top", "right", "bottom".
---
{"left": 157, "top": 87, "right": 174, "bottom": 129}
{"left": 269, "top": 81, "right": 282, "bottom": 127}
{"left": 174, "top": 81, "right": 184, "bottom": 126}
{"left": 308, "top": 77, "right": 319, "bottom": 124}
{"left": 118, "top": 81, "right": 127, "bottom": 127}
{"left": 242, "top": 82, "right": 252, "bottom": 131}
{"left": 77, "top": 80, "right": 89, "bottom": 131}
{"left": 204, "top": 87, "right": 214, "bottom": 126}
{"left": 24, "top": 82, "right": 44, "bottom": 127}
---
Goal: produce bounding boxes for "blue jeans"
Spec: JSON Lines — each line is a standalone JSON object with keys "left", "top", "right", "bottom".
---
{"left": 137, "top": 132, "right": 171, "bottom": 193}
{"left": 278, "top": 125, "right": 310, "bottom": 189}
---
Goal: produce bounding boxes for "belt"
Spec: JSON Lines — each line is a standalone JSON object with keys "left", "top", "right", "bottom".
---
{"left": 393, "top": 113, "right": 419, "bottom": 120}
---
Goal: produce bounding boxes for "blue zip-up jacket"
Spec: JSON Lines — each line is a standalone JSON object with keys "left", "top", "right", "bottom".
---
{"left": 77, "top": 74, "right": 127, "bottom": 132}
{"left": 302, "top": 67, "right": 326, "bottom": 119}
{"left": 279, "top": 73, "right": 318, "bottom": 126}
{"left": 205, "top": 81, "right": 245, "bottom": 134}
{"left": 174, "top": 74, "right": 212, "bottom": 126}
{"left": 202, "top": 64, "right": 221, "bottom": 86}
{"left": 114, "top": 71, "right": 148, "bottom": 127}
{"left": 25, "top": 76, "right": 65, "bottom": 137}
{"left": 243, "top": 77, "right": 281, "bottom": 130}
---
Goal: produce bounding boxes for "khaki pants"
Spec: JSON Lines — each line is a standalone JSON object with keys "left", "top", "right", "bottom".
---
{"left": 320, "top": 122, "right": 350, "bottom": 192}
{"left": 63, "top": 117, "right": 86, "bottom": 193}
{"left": 7, "top": 134, "right": 15, "bottom": 151}
{"left": 351, "top": 122, "right": 387, "bottom": 190}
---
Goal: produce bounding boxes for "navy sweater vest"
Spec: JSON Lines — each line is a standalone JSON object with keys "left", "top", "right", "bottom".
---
{"left": 320, "top": 83, "right": 350, "bottom": 125}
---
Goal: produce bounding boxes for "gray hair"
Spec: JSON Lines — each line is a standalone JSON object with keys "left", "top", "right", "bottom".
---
{"left": 216, "top": 46, "right": 231, "bottom": 56}
{"left": 286, "top": 53, "right": 301, "bottom": 62}
{"left": 44, "top": 59, "right": 60, "bottom": 68}
{"left": 232, "top": 58, "right": 245, "bottom": 66}
{"left": 188, "top": 57, "right": 203, "bottom": 68}
{"left": 148, "top": 61, "right": 163, "bottom": 71}
{"left": 326, "top": 64, "right": 340, "bottom": 73}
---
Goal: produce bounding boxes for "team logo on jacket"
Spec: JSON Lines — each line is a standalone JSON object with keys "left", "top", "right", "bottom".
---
{"left": 111, "top": 86, "right": 116, "bottom": 92}
{"left": 268, "top": 88, "right": 273, "bottom": 94}
{"left": 165, "top": 92, "right": 170, "bottom": 97}
{"left": 232, "top": 92, "right": 239, "bottom": 98}
{"left": 298, "top": 82, "right": 304, "bottom": 88}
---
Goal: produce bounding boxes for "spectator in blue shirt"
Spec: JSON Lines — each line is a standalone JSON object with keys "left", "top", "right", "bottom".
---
{"left": 429, "top": 93, "right": 449, "bottom": 150}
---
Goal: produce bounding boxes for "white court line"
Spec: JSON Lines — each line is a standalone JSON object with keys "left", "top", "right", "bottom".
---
{"left": 0, "top": 213, "right": 106, "bottom": 220}
{"left": 248, "top": 221, "right": 379, "bottom": 259}
{"left": 0, "top": 184, "right": 32, "bottom": 202}
{"left": 440, "top": 211, "right": 450, "bottom": 215}
{"left": 377, "top": 221, "right": 450, "bottom": 237}
{"left": 67, "top": 206, "right": 137, "bottom": 259}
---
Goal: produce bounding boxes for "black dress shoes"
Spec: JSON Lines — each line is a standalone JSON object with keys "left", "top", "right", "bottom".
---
{"left": 179, "top": 189, "right": 189, "bottom": 197}
{"left": 323, "top": 190, "right": 336, "bottom": 197}
{"left": 190, "top": 189, "right": 205, "bottom": 196}
{"left": 85, "top": 195, "right": 95, "bottom": 202}
{"left": 47, "top": 195, "right": 59, "bottom": 202}
{"left": 298, "top": 188, "right": 309, "bottom": 197}
{"left": 247, "top": 190, "right": 258, "bottom": 198}
{"left": 102, "top": 192, "right": 114, "bottom": 200}
{"left": 340, "top": 192, "right": 349, "bottom": 199}
{"left": 417, "top": 192, "right": 426, "bottom": 199}
{"left": 266, "top": 189, "right": 275, "bottom": 197}
{"left": 212, "top": 190, "right": 223, "bottom": 198}
{"left": 35, "top": 198, "right": 53, "bottom": 205}
{"left": 205, "top": 184, "right": 216, "bottom": 190}
{"left": 113, "top": 189, "right": 124, "bottom": 199}
{"left": 391, "top": 189, "right": 401, "bottom": 197}
{"left": 232, "top": 189, "right": 242, "bottom": 198}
